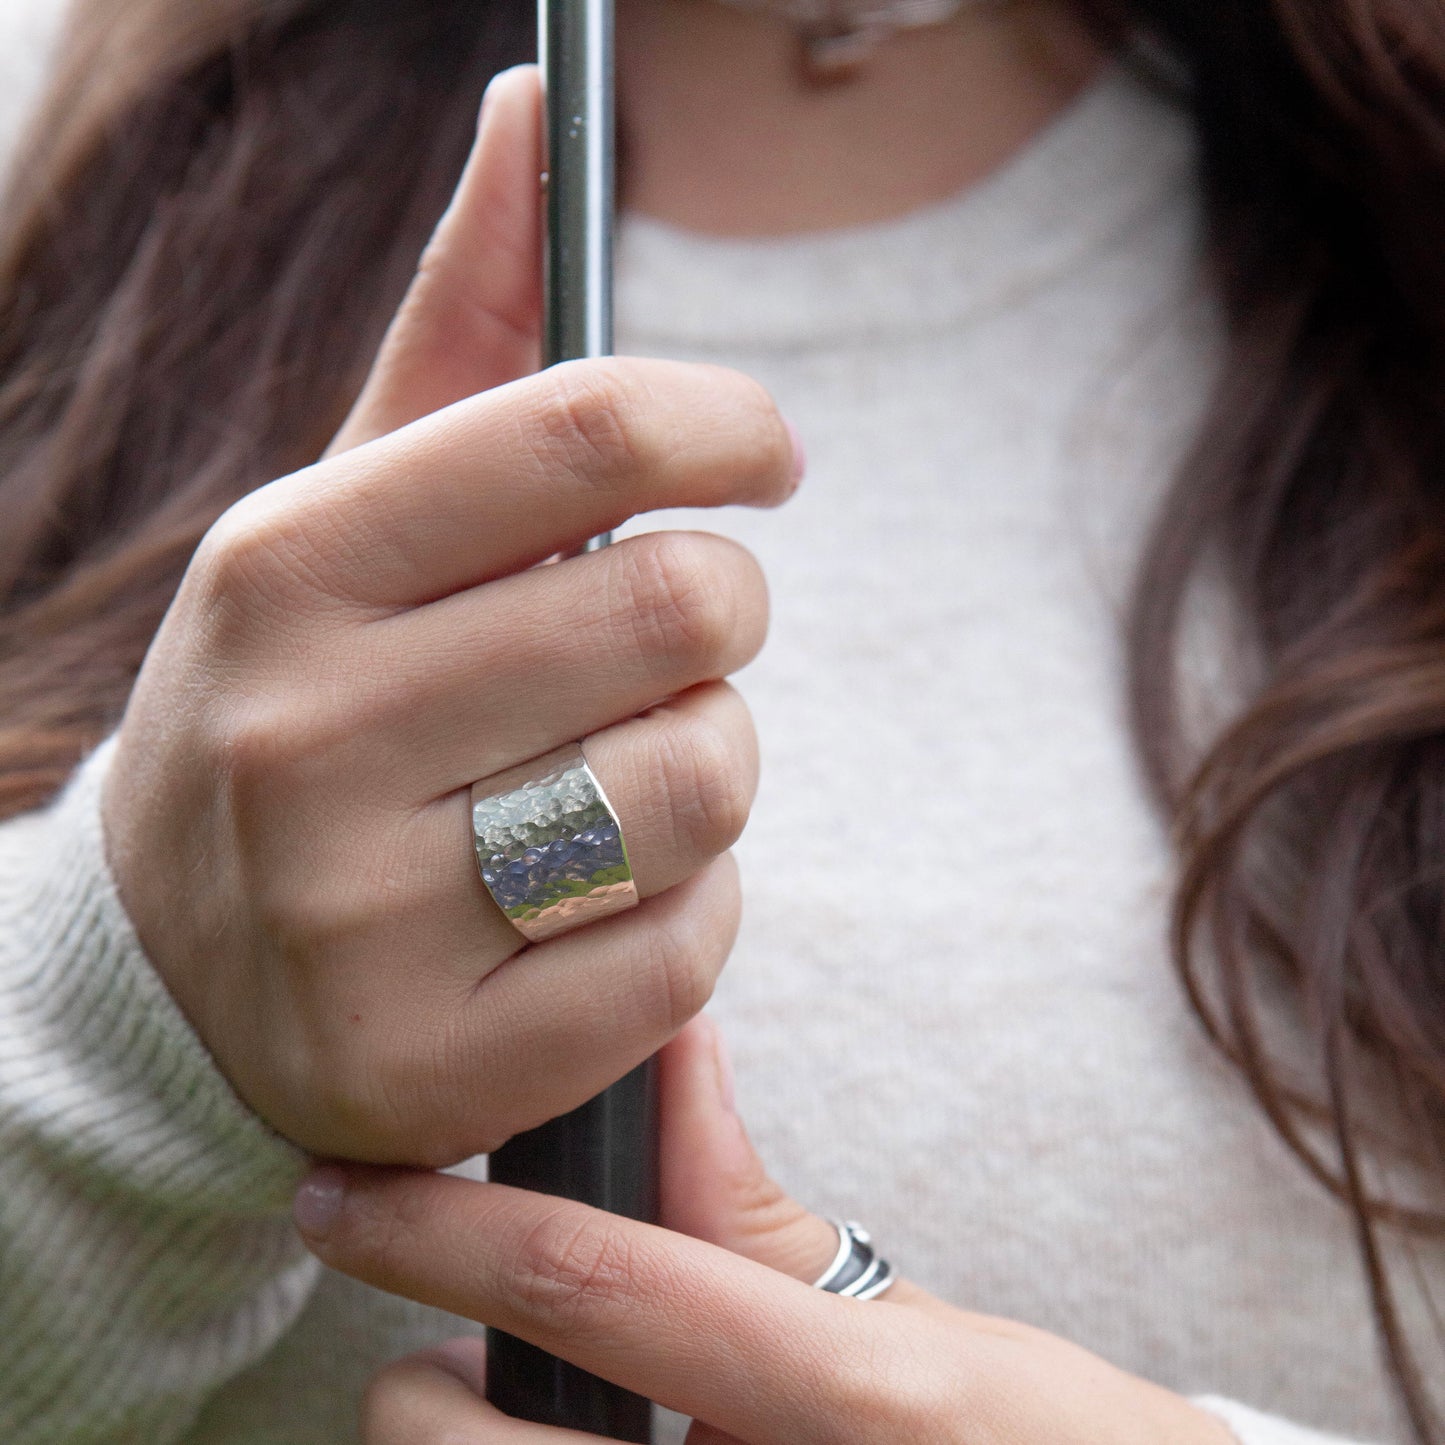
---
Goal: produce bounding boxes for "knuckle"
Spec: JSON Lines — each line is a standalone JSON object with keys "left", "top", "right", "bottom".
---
{"left": 191, "top": 471, "right": 367, "bottom": 618}
{"left": 216, "top": 723, "right": 371, "bottom": 928}
{"left": 507, "top": 1208, "right": 639, "bottom": 1333}
{"left": 616, "top": 534, "right": 738, "bottom": 677}
{"left": 192, "top": 494, "right": 321, "bottom": 611}
{"left": 539, "top": 359, "right": 651, "bottom": 486}
{"left": 213, "top": 696, "right": 300, "bottom": 785}
{"left": 213, "top": 665, "right": 393, "bottom": 799}
{"left": 637, "top": 893, "right": 727, "bottom": 1034}
{"left": 213, "top": 695, "right": 342, "bottom": 819}
{"left": 191, "top": 501, "right": 273, "bottom": 600}
{"left": 658, "top": 711, "right": 754, "bottom": 857}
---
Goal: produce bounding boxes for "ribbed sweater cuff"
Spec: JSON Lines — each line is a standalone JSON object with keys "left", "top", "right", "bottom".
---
{"left": 0, "top": 735, "right": 307, "bottom": 1211}
{"left": 0, "top": 739, "right": 322, "bottom": 1441}
{"left": 1195, "top": 1397, "right": 1374, "bottom": 1445}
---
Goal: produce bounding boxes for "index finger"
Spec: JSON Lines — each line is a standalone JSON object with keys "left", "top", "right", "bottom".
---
{"left": 295, "top": 1171, "right": 932, "bottom": 1441}
{"left": 222, "top": 357, "right": 800, "bottom": 612}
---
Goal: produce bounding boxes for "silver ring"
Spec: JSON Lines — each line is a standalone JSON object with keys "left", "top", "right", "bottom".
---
{"left": 812, "top": 1219, "right": 896, "bottom": 1301}
{"left": 470, "top": 742, "right": 638, "bottom": 943}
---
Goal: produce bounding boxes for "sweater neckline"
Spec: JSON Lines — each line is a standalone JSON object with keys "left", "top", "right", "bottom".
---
{"left": 614, "top": 65, "right": 1195, "bottom": 352}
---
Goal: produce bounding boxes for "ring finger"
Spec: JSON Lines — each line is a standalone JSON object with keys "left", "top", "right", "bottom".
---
{"left": 403, "top": 677, "right": 758, "bottom": 978}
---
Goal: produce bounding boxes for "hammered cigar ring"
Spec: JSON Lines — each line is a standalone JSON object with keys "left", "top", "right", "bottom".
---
{"left": 470, "top": 741, "right": 639, "bottom": 944}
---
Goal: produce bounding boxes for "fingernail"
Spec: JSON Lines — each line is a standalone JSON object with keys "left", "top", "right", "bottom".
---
{"left": 782, "top": 417, "right": 807, "bottom": 488}
{"left": 293, "top": 1166, "right": 348, "bottom": 1241}
{"left": 712, "top": 1021, "right": 737, "bottom": 1114}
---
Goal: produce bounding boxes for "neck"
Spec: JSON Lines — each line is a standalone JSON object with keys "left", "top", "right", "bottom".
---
{"left": 616, "top": 0, "right": 1105, "bottom": 237}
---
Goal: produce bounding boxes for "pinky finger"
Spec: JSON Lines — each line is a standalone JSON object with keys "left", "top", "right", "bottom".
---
{"left": 363, "top": 1340, "right": 606, "bottom": 1444}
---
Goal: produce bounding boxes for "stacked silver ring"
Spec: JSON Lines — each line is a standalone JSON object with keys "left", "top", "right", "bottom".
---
{"left": 812, "top": 1219, "right": 896, "bottom": 1301}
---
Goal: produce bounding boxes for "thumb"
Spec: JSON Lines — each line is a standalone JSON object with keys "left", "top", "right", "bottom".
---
{"left": 327, "top": 64, "right": 542, "bottom": 455}
{"left": 659, "top": 1018, "right": 939, "bottom": 1314}
{"left": 658, "top": 1017, "right": 852, "bottom": 1286}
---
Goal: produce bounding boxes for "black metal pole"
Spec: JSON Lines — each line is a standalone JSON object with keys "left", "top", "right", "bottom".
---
{"left": 485, "top": 1066, "right": 657, "bottom": 1438}
{"left": 485, "top": 0, "right": 657, "bottom": 1437}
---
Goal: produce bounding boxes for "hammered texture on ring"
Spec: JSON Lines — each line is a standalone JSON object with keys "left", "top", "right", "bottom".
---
{"left": 471, "top": 743, "right": 638, "bottom": 943}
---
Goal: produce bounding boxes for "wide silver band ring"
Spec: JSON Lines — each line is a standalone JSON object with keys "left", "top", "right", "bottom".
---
{"left": 812, "top": 1219, "right": 896, "bottom": 1301}
{"left": 470, "top": 742, "right": 638, "bottom": 944}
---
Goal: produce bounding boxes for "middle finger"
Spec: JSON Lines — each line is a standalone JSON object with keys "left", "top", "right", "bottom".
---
{"left": 361, "top": 529, "right": 768, "bottom": 800}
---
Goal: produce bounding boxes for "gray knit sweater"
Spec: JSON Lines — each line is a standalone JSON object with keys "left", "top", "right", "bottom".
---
{"left": 0, "top": 8, "right": 1432, "bottom": 1441}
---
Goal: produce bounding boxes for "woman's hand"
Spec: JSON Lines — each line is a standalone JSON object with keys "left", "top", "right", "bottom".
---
{"left": 101, "top": 65, "right": 801, "bottom": 1165}
{"left": 295, "top": 1022, "right": 1237, "bottom": 1445}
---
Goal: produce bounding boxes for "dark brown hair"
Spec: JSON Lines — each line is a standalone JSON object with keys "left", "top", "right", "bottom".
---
{"left": 1096, "top": 1, "right": 1445, "bottom": 1434}
{"left": 1, "top": 0, "right": 1443, "bottom": 1433}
